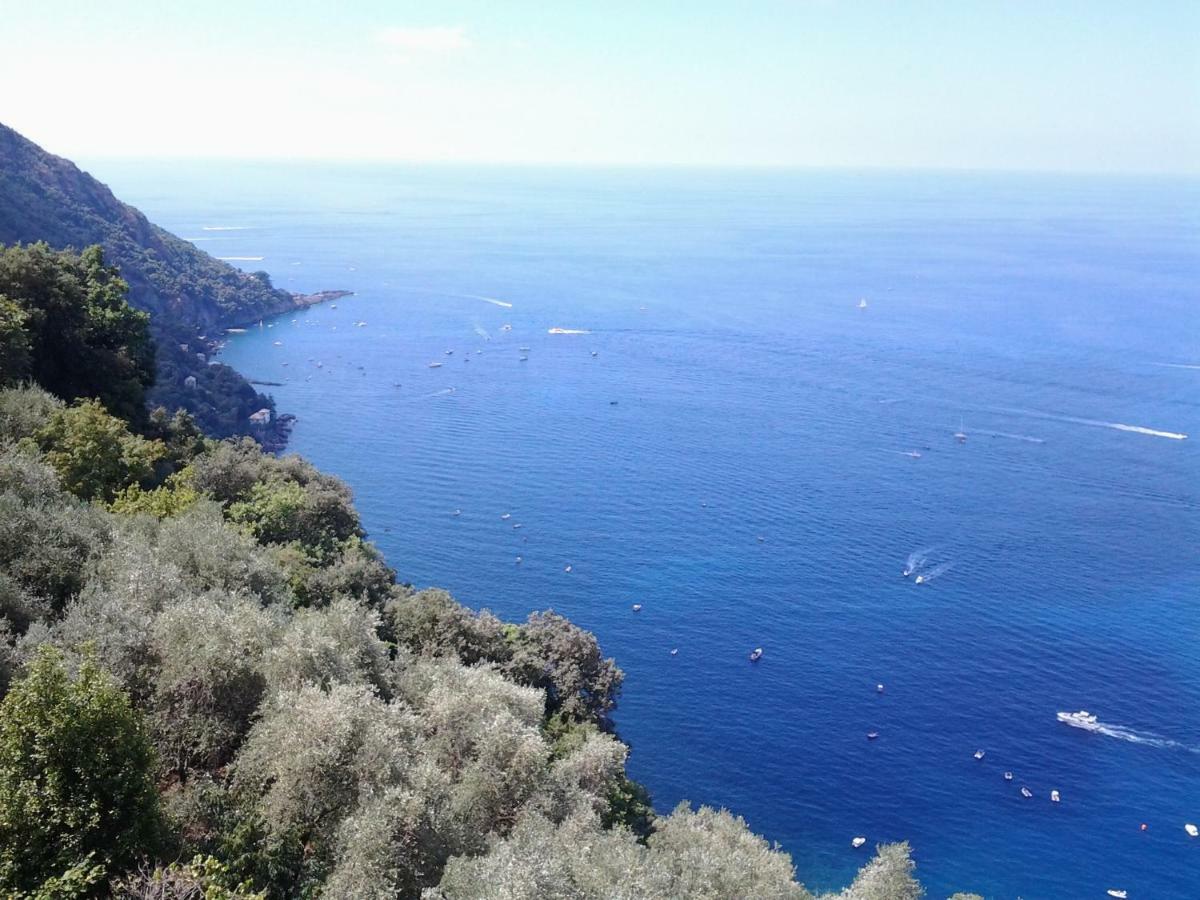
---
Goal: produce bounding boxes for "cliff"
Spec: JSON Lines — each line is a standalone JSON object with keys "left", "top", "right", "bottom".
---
{"left": 0, "top": 122, "right": 339, "bottom": 440}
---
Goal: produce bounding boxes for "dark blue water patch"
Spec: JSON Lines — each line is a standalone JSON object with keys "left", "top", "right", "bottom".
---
{"left": 93, "top": 161, "right": 1200, "bottom": 899}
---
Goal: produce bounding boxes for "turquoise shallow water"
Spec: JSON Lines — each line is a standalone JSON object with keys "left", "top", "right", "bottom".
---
{"left": 94, "top": 162, "right": 1200, "bottom": 898}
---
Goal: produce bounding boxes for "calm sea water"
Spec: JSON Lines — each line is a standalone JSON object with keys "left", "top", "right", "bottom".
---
{"left": 92, "top": 161, "right": 1200, "bottom": 899}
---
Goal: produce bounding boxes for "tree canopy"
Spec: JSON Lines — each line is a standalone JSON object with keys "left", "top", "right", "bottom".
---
{"left": 0, "top": 243, "right": 154, "bottom": 422}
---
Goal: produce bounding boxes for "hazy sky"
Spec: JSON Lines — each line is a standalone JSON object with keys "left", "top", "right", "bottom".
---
{"left": 3, "top": 0, "right": 1198, "bottom": 172}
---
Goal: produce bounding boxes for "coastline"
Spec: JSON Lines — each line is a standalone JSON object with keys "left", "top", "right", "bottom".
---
{"left": 214, "top": 290, "right": 354, "bottom": 452}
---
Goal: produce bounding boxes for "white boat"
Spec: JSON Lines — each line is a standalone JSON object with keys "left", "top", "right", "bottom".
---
{"left": 1004, "top": 772, "right": 1013, "bottom": 781}
{"left": 954, "top": 417, "right": 967, "bottom": 444}
{"left": 1186, "top": 823, "right": 1198, "bottom": 837}
{"left": 973, "top": 750, "right": 985, "bottom": 760}
{"left": 670, "top": 648, "right": 678, "bottom": 656}
{"left": 749, "top": 647, "right": 764, "bottom": 662}
{"left": 1057, "top": 710, "right": 1100, "bottom": 730}
{"left": 876, "top": 683, "right": 884, "bottom": 693}
{"left": 500, "top": 513, "right": 511, "bottom": 520}
{"left": 914, "top": 574, "right": 925, "bottom": 584}
{"left": 632, "top": 604, "right": 642, "bottom": 612}
{"left": 1051, "top": 790, "right": 1060, "bottom": 803}
{"left": 1020, "top": 787, "right": 1033, "bottom": 798}
{"left": 851, "top": 836, "right": 867, "bottom": 848}
{"left": 857, "top": 298, "right": 868, "bottom": 310}
{"left": 428, "top": 362, "right": 442, "bottom": 368}
{"left": 564, "top": 565, "right": 572, "bottom": 573}
{"left": 515, "top": 556, "right": 522, "bottom": 564}
{"left": 1106, "top": 891, "right": 1127, "bottom": 899}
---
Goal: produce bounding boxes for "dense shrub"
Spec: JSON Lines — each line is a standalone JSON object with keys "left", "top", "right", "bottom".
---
{"left": 0, "top": 647, "right": 162, "bottom": 894}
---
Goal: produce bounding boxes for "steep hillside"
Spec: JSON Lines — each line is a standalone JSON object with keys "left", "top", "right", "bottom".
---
{"left": 0, "top": 122, "right": 341, "bottom": 442}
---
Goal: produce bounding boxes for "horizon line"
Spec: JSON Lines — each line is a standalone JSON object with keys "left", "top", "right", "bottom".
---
{"left": 73, "top": 155, "right": 1200, "bottom": 179}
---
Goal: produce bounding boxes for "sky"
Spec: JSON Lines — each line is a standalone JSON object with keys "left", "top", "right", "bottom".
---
{"left": 2, "top": 0, "right": 1198, "bottom": 172}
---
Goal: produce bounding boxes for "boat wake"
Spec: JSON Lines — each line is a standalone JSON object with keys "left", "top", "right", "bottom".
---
{"left": 202, "top": 225, "right": 255, "bottom": 231}
{"left": 463, "top": 294, "right": 513, "bottom": 309}
{"left": 904, "top": 547, "right": 934, "bottom": 576}
{"left": 1153, "top": 362, "right": 1200, "bottom": 370}
{"left": 217, "top": 256, "right": 265, "bottom": 261}
{"left": 986, "top": 406, "right": 1187, "bottom": 440}
{"left": 473, "top": 324, "right": 491, "bottom": 341}
{"left": 426, "top": 387, "right": 456, "bottom": 398}
{"left": 548, "top": 327, "right": 591, "bottom": 335}
{"left": 1062, "top": 716, "right": 1200, "bottom": 753}
{"left": 915, "top": 562, "right": 953, "bottom": 583}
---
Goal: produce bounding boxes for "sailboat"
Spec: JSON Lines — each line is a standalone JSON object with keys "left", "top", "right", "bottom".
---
{"left": 954, "top": 417, "right": 967, "bottom": 444}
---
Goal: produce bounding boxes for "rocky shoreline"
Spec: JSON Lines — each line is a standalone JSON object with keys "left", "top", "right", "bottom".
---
{"left": 218, "top": 289, "right": 354, "bottom": 453}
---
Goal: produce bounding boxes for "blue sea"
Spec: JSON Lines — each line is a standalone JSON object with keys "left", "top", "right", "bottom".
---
{"left": 92, "top": 161, "right": 1200, "bottom": 899}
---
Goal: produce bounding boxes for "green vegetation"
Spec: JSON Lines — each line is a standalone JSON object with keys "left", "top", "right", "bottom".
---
{"left": 0, "top": 243, "right": 153, "bottom": 422}
{"left": 0, "top": 240, "right": 962, "bottom": 898}
{"left": 0, "top": 123, "right": 293, "bottom": 440}
{"left": 0, "top": 647, "right": 162, "bottom": 895}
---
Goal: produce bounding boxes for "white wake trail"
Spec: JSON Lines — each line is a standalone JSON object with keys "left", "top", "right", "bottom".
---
{"left": 1063, "top": 717, "right": 1200, "bottom": 753}
{"left": 460, "top": 294, "right": 513, "bottom": 309}
{"left": 987, "top": 406, "right": 1187, "bottom": 441}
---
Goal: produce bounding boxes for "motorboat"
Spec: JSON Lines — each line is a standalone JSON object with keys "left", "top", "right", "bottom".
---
{"left": 564, "top": 565, "right": 573, "bottom": 573}
{"left": 445, "top": 349, "right": 454, "bottom": 355}
{"left": 1050, "top": 790, "right": 1060, "bottom": 803}
{"left": 500, "top": 513, "right": 511, "bottom": 520}
{"left": 749, "top": 647, "right": 764, "bottom": 662}
{"left": 1106, "top": 891, "right": 1127, "bottom": 899}
{"left": 428, "top": 362, "right": 442, "bottom": 368}
{"left": 1020, "top": 787, "right": 1033, "bottom": 798}
{"left": 515, "top": 556, "right": 522, "bottom": 564}
{"left": 914, "top": 575, "right": 925, "bottom": 584}
{"left": 451, "top": 509, "right": 462, "bottom": 517}
{"left": 851, "top": 836, "right": 867, "bottom": 848}
{"left": 866, "top": 731, "right": 879, "bottom": 740}
{"left": 876, "top": 683, "right": 884, "bottom": 693}
{"left": 632, "top": 604, "right": 642, "bottom": 612}
{"left": 1003, "top": 772, "right": 1013, "bottom": 781}
{"left": 902, "top": 568, "right": 912, "bottom": 577}
{"left": 670, "top": 648, "right": 678, "bottom": 656}
{"left": 1057, "top": 710, "right": 1100, "bottom": 730}
{"left": 1186, "top": 823, "right": 1199, "bottom": 838}
{"left": 954, "top": 417, "right": 967, "bottom": 444}
{"left": 857, "top": 298, "right": 868, "bottom": 310}
{"left": 519, "top": 356, "right": 528, "bottom": 361}
{"left": 973, "top": 750, "right": 985, "bottom": 760}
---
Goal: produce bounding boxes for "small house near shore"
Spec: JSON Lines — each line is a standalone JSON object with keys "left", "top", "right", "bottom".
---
{"left": 249, "top": 408, "right": 272, "bottom": 426}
